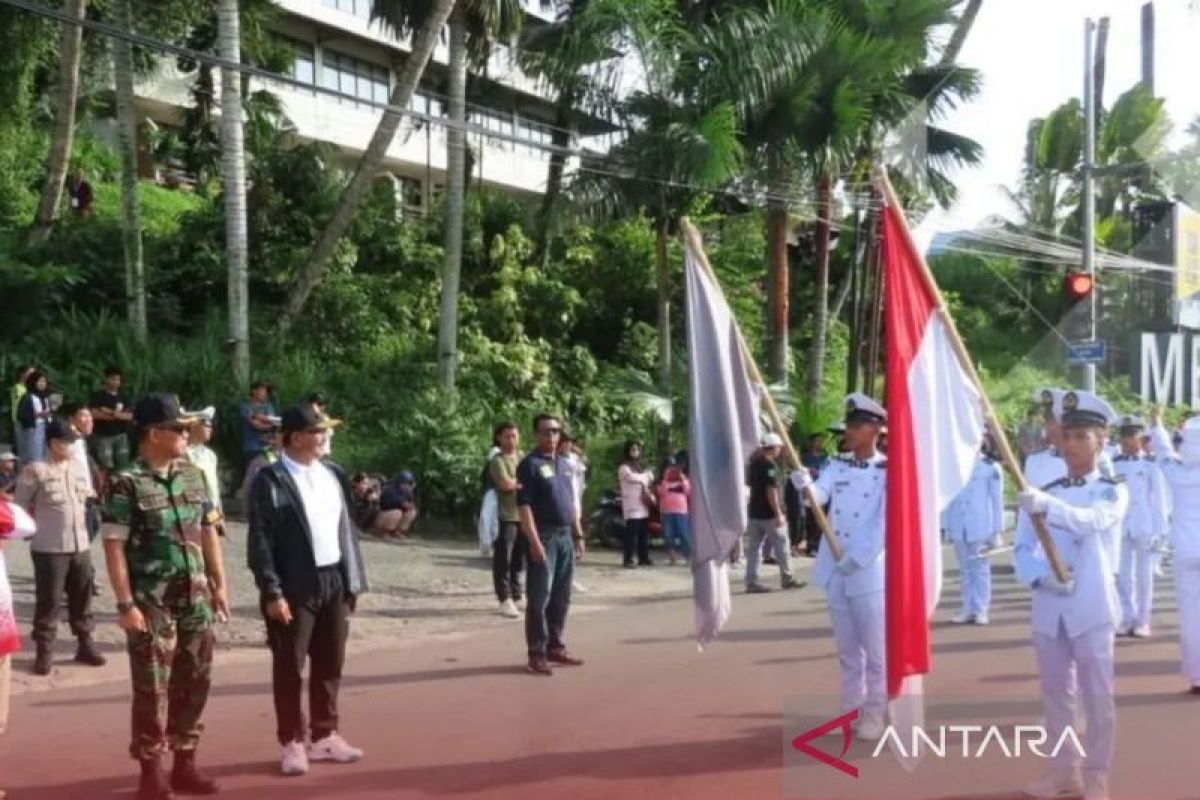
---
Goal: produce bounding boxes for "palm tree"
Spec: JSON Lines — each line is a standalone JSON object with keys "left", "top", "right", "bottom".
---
{"left": 437, "top": 0, "right": 524, "bottom": 393}
{"left": 940, "top": 0, "right": 983, "bottom": 67}
{"left": 219, "top": 0, "right": 250, "bottom": 386}
{"left": 278, "top": 0, "right": 456, "bottom": 334}
{"left": 112, "top": 0, "right": 147, "bottom": 340}
{"left": 28, "top": 0, "right": 88, "bottom": 246}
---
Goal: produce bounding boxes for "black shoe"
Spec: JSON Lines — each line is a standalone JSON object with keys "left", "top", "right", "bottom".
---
{"left": 170, "top": 750, "right": 218, "bottom": 795}
{"left": 138, "top": 757, "right": 174, "bottom": 800}
{"left": 638, "top": 559, "right": 654, "bottom": 567}
{"left": 526, "top": 656, "right": 553, "bottom": 676}
{"left": 781, "top": 578, "right": 806, "bottom": 590}
{"left": 623, "top": 561, "right": 636, "bottom": 569}
{"left": 75, "top": 637, "right": 107, "bottom": 667}
{"left": 33, "top": 643, "right": 52, "bottom": 676}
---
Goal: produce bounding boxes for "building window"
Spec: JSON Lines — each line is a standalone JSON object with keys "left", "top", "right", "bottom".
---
{"left": 322, "top": 0, "right": 372, "bottom": 19}
{"left": 321, "top": 49, "right": 390, "bottom": 107}
{"left": 290, "top": 41, "right": 315, "bottom": 84}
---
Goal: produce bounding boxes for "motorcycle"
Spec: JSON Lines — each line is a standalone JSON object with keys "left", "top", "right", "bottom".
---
{"left": 588, "top": 488, "right": 663, "bottom": 549}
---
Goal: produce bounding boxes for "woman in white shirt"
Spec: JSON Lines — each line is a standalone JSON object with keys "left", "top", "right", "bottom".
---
{"left": 617, "top": 440, "right": 655, "bottom": 568}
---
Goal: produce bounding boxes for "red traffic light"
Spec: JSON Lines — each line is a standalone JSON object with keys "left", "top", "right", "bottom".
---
{"left": 1064, "top": 271, "right": 1094, "bottom": 300}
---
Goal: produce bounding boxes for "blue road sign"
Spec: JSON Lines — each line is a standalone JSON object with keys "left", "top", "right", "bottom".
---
{"left": 1066, "top": 340, "right": 1107, "bottom": 365}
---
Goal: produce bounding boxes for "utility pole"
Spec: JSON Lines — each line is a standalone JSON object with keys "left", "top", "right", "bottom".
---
{"left": 1082, "top": 18, "right": 1098, "bottom": 392}
{"left": 1142, "top": 2, "right": 1156, "bottom": 93}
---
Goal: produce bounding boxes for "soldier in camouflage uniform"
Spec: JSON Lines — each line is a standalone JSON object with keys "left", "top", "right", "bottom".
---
{"left": 101, "top": 393, "right": 229, "bottom": 800}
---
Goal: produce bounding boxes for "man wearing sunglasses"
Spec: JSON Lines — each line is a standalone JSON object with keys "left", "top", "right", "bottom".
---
{"left": 102, "top": 393, "right": 229, "bottom": 800}
{"left": 517, "top": 413, "right": 586, "bottom": 676}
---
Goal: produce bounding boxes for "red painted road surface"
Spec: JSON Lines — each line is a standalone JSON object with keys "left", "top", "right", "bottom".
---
{"left": 3, "top": 560, "right": 1198, "bottom": 799}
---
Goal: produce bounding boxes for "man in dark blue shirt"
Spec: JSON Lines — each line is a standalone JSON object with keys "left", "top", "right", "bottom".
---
{"left": 517, "top": 413, "right": 585, "bottom": 676}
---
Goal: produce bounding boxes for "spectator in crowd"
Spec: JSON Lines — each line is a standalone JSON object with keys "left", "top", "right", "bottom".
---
{"left": 305, "top": 392, "right": 335, "bottom": 459}
{"left": 0, "top": 453, "right": 16, "bottom": 496}
{"left": 240, "top": 431, "right": 282, "bottom": 507}
{"left": 617, "top": 440, "right": 655, "bottom": 568}
{"left": 518, "top": 413, "right": 585, "bottom": 676}
{"left": 1, "top": 494, "right": 37, "bottom": 800}
{"left": 1018, "top": 406, "right": 1046, "bottom": 467}
{"left": 187, "top": 408, "right": 225, "bottom": 536}
{"left": 477, "top": 438, "right": 502, "bottom": 558}
{"left": 349, "top": 473, "right": 383, "bottom": 534}
{"left": 558, "top": 434, "right": 589, "bottom": 593}
{"left": 828, "top": 421, "right": 849, "bottom": 453}
{"left": 8, "top": 365, "right": 33, "bottom": 444}
{"left": 61, "top": 402, "right": 101, "bottom": 544}
{"left": 88, "top": 366, "right": 134, "bottom": 474}
{"left": 240, "top": 380, "right": 281, "bottom": 465}
{"left": 798, "top": 433, "right": 831, "bottom": 556}
{"left": 69, "top": 168, "right": 94, "bottom": 217}
{"left": 14, "top": 419, "right": 105, "bottom": 675}
{"left": 744, "top": 432, "right": 803, "bottom": 593}
{"left": 15, "top": 370, "right": 52, "bottom": 464}
{"left": 378, "top": 471, "right": 418, "bottom": 538}
{"left": 490, "top": 422, "right": 524, "bottom": 619}
{"left": 247, "top": 404, "right": 367, "bottom": 776}
{"left": 656, "top": 457, "right": 692, "bottom": 565}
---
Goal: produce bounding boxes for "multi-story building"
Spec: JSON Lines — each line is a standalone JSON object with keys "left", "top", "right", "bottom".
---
{"left": 136, "top": 0, "right": 618, "bottom": 215}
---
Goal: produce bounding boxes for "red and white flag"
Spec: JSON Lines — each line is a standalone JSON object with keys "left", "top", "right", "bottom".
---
{"left": 881, "top": 196, "right": 986, "bottom": 748}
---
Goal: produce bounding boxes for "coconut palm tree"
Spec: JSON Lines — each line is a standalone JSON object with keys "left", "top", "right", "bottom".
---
{"left": 219, "top": 0, "right": 250, "bottom": 386}
{"left": 278, "top": 0, "right": 456, "bottom": 334}
{"left": 112, "top": 0, "right": 147, "bottom": 340}
{"left": 28, "top": 0, "right": 88, "bottom": 247}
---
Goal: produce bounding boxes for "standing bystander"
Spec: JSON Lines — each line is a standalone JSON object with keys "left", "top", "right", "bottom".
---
{"left": 617, "top": 440, "right": 655, "bottom": 568}
{"left": 490, "top": 422, "right": 524, "bottom": 619}
{"left": 89, "top": 367, "right": 134, "bottom": 474}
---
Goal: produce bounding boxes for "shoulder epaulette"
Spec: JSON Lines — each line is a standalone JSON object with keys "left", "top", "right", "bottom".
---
{"left": 1041, "top": 477, "right": 1069, "bottom": 491}
{"left": 1100, "top": 475, "right": 1126, "bottom": 485}
{"left": 875, "top": 459, "right": 887, "bottom": 469}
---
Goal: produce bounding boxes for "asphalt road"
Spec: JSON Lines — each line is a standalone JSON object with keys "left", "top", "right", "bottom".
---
{"left": 3, "top": 555, "right": 1198, "bottom": 800}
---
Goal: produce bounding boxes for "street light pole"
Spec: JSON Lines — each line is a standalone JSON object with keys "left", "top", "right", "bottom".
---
{"left": 1082, "top": 18, "right": 1098, "bottom": 392}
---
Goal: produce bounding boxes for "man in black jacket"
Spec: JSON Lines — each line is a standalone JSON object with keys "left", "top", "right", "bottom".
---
{"left": 247, "top": 405, "right": 368, "bottom": 778}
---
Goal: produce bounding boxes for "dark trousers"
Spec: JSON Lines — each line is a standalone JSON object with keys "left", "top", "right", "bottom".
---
{"left": 525, "top": 528, "right": 574, "bottom": 659}
{"left": 623, "top": 517, "right": 651, "bottom": 566}
{"left": 31, "top": 550, "right": 95, "bottom": 645}
{"left": 492, "top": 520, "right": 526, "bottom": 603}
{"left": 265, "top": 567, "right": 350, "bottom": 745}
{"left": 804, "top": 504, "right": 827, "bottom": 555}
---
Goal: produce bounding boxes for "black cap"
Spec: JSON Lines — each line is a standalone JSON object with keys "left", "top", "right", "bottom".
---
{"left": 133, "top": 393, "right": 200, "bottom": 429}
{"left": 45, "top": 418, "right": 79, "bottom": 443}
{"left": 281, "top": 405, "right": 341, "bottom": 434}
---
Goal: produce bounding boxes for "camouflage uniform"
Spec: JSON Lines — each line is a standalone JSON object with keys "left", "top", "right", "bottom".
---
{"left": 104, "top": 458, "right": 219, "bottom": 761}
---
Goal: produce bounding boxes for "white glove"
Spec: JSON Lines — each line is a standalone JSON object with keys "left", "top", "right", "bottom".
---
{"left": 791, "top": 470, "right": 814, "bottom": 491}
{"left": 836, "top": 554, "right": 856, "bottom": 575}
{"left": 1036, "top": 574, "right": 1075, "bottom": 596}
{"left": 1018, "top": 489, "right": 1052, "bottom": 515}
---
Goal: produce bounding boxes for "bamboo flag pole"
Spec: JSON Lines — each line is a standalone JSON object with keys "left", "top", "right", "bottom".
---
{"left": 680, "top": 218, "right": 844, "bottom": 563}
{"left": 873, "top": 168, "right": 1069, "bottom": 584}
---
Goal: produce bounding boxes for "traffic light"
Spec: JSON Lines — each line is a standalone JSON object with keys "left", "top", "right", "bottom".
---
{"left": 1064, "top": 271, "right": 1095, "bottom": 302}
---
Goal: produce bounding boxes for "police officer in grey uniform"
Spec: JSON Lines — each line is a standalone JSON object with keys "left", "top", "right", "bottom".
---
{"left": 1014, "top": 390, "right": 1127, "bottom": 800}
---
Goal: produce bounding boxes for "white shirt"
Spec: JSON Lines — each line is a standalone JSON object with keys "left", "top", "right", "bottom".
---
{"left": 69, "top": 438, "right": 92, "bottom": 488}
{"left": 1111, "top": 452, "right": 1169, "bottom": 543}
{"left": 280, "top": 451, "right": 343, "bottom": 567}
{"left": 801, "top": 451, "right": 887, "bottom": 597}
{"left": 1149, "top": 425, "right": 1200, "bottom": 562}
{"left": 618, "top": 464, "right": 653, "bottom": 520}
{"left": 942, "top": 454, "right": 1005, "bottom": 545}
{"left": 187, "top": 445, "right": 223, "bottom": 513}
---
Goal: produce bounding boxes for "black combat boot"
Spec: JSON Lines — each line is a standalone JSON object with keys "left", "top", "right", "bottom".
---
{"left": 138, "top": 756, "right": 174, "bottom": 800}
{"left": 171, "top": 750, "right": 219, "bottom": 795}
{"left": 74, "top": 635, "right": 107, "bottom": 667}
{"left": 32, "top": 643, "right": 52, "bottom": 676}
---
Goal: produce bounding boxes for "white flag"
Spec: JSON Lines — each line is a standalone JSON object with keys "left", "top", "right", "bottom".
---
{"left": 684, "top": 231, "right": 761, "bottom": 646}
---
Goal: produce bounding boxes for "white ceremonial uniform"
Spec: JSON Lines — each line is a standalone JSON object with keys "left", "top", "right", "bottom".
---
{"left": 1111, "top": 453, "right": 1169, "bottom": 633}
{"left": 1148, "top": 424, "right": 1200, "bottom": 686}
{"left": 1013, "top": 470, "right": 1128, "bottom": 785}
{"left": 942, "top": 454, "right": 1004, "bottom": 620}
{"left": 803, "top": 452, "right": 887, "bottom": 725}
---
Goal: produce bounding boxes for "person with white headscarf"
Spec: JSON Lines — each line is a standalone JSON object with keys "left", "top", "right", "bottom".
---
{"left": 1147, "top": 408, "right": 1200, "bottom": 695}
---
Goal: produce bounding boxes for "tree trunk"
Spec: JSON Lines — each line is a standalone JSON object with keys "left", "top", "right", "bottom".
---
{"left": 940, "top": 0, "right": 983, "bottom": 66}
{"left": 28, "top": 0, "right": 87, "bottom": 247}
{"left": 436, "top": 13, "right": 469, "bottom": 394}
{"left": 278, "top": 0, "right": 456, "bottom": 332}
{"left": 219, "top": 0, "right": 250, "bottom": 388}
{"left": 655, "top": 217, "right": 671, "bottom": 460}
{"left": 113, "top": 0, "right": 146, "bottom": 340}
{"left": 766, "top": 194, "right": 789, "bottom": 384}
{"left": 804, "top": 174, "right": 833, "bottom": 402}
{"left": 536, "top": 87, "right": 575, "bottom": 269}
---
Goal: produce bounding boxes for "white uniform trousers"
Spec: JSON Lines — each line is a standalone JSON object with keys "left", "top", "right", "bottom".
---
{"left": 1175, "top": 557, "right": 1200, "bottom": 683}
{"left": 953, "top": 541, "right": 992, "bottom": 618}
{"left": 1116, "top": 536, "right": 1155, "bottom": 630}
{"left": 826, "top": 575, "right": 886, "bottom": 722}
{"left": 1032, "top": 620, "right": 1115, "bottom": 780}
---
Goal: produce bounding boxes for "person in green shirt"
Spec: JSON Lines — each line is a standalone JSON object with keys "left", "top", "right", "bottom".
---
{"left": 489, "top": 422, "right": 524, "bottom": 619}
{"left": 8, "top": 365, "right": 32, "bottom": 446}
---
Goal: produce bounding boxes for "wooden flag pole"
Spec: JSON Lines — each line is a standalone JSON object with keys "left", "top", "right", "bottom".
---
{"left": 680, "top": 218, "right": 844, "bottom": 563}
{"left": 873, "top": 169, "right": 1070, "bottom": 584}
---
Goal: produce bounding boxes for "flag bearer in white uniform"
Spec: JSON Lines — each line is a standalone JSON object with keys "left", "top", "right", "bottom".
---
{"left": 1146, "top": 410, "right": 1200, "bottom": 694}
{"left": 1111, "top": 415, "right": 1169, "bottom": 639}
{"left": 1014, "top": 390, "right": 1127, "bottom": 800}
{"left": 792, "top": 393, "right": 887, "bottom": 741}
{"left": 942, "top": 443, "right": 1005, "bottom": 625}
